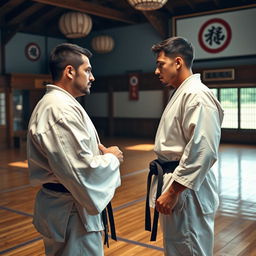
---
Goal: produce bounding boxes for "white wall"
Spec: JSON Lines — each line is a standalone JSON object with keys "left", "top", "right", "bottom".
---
{"left": 84, "top": 90, "right": 163, "bottom": 118}
{"left": 113, "top": 90, "right": 163, "bottom": 118}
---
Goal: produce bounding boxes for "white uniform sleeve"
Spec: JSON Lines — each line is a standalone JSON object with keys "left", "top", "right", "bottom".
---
{"left": 172, "top": 101, "right": 221, "bottom": 191}
{"left": 37, "top": 111, "right": 121, "bottom": 215}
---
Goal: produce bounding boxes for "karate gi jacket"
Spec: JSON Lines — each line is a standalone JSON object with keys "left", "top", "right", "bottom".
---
{"left": 27, "top": 85, "right": 121, "bottom": 241}
{"left": 150, "top": 74, "right": 224, "bottom": 215}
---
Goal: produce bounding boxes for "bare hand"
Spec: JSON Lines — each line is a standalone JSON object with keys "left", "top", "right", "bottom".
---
{"left": 99, "top": 144, "right": 124, "bottom": 163}
{"left": 155, "top": 190, "right": 179, "bottom": 215}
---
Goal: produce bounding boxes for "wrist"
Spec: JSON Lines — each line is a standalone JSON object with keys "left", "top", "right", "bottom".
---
{"left": 169, "top": 181, "right": 187, "bottom": 195}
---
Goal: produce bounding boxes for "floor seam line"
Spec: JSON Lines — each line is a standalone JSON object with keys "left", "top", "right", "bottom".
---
{"left": 115, "top": 236, "right": 164, "bottom": 251}
{"left": 0, "top": 206, "right": 33, "bottom": 217}
{"left": 0, "top": 168, "right": 148, "bottom": 193}
{"left": 0, "top": 237, "right": 42, "bottom": 255}
{"left": 113, "top": 196, "right": 145, "bottom": 211}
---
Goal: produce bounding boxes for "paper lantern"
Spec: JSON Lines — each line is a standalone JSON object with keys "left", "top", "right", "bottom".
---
{"left": 59, "top": 12, "right": 92, "bottom": 38}
{"left": 91, "top": 35, "right": 115, "bottom": 54}
{"left": 127, "top": 0, "right": 168, "bottom": 11}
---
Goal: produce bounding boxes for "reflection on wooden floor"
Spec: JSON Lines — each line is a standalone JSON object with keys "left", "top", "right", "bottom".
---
{"left": 0, "top": 138, "right": 256, "bottom": 256}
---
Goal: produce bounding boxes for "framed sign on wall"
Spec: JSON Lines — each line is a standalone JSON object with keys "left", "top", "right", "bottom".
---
{"left": 128, "top": 73, "right": 140, "bottom": 101}
{"left": 25, "top": 43, "right": 41, "bottom": 61}
{"left": 173, "top": 6, "right": 256, "bottom": 60}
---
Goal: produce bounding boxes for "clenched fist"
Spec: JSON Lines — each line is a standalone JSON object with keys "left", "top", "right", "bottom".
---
{"left": 99, "top": 144, "right": 124, "bottom": 163}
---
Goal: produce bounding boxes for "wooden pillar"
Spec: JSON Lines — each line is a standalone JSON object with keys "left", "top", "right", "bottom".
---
{"left": 1, "top": 30, "right": 9, "bottom": 147}
{"left": 1, "top": 28, "right": 19, "bottom": 148}
{"left": 108, "top": 83, "right": 114, "bottom": 137}
{"left": 0, "top": 29, "right": 6, "bottom": 75}
{"left": 5, "top": 85, "right": 13, "bottom": 148}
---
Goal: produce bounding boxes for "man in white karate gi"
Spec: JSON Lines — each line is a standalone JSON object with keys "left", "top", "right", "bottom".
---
{"left": 27, "top": 43, "right": 123, "bottom": 256}
{"left": 149, "top": 37, "right": 224, "bottom": 255}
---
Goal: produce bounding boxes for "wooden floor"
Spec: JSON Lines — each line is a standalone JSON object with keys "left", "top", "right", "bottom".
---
{"left": 0, "top": 137, "right": 256, "bottom": 256}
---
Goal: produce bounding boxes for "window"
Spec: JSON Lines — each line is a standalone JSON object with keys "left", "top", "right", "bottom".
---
{"left": 220, "top": 88, "right": 238, "bottom": 129}
{"left": 210, "top": 87, "right": 256, "bottom": 130}
{"left": 13, "top": 90, "right": 24, "bottom": 131}
{"left": 240, "top": 88, "right": 256, "bottom": 129}
{"left": 0, "top": 93, "right": 6, "bottom": 126}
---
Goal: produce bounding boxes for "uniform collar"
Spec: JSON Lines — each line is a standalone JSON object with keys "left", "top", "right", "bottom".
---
{"left": 168, "top": 74, "right": 201, "bottom": 105}
{"left": 46, "top": 84, "right": 78, "bottom": 103}
{"left": 177, "top": 74, "right": 201, "bottom": 92}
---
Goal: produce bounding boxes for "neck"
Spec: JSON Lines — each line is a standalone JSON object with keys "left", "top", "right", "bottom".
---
{"left": 173, "top": 68, "right": 193, "bottom": 88}
{"left": 54, "top": 81, "right": 77, "bottom": 97}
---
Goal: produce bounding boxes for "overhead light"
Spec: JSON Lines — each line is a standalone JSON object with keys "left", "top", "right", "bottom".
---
{"left": 91, "top": 35, "right": 115, "bottom": 54}
{"left": 127, "top": 0, "right": 168, "bottom": 11}
{"left": 59, "top": 12, "right": 92, "bottom": 38}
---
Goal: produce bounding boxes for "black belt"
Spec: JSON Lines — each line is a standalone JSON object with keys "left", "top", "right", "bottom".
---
{"left": 43, "top": 183, "right": 116, "bottom": 246}
{"left": 101, "top": 202, "right": 116, "bottom": 247}
{"left": 145, "top": 160, "right": 179, "bottom": 241}
{"left": 43, "top": 183, "right": 70, "bottom": 193}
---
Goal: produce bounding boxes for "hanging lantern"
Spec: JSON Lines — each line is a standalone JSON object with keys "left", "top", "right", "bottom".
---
{"left": 59, "top": 12, "right": 92, "bottom": 38}
{"left": 91, "top": 35, "right": 115, "bottom": 54}
{"left": 127, "top": 0, "right": 168, "bottom": 11}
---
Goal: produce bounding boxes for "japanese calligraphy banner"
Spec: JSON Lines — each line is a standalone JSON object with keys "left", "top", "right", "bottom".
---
{"left": 173, "top": 7, "right": 256, "bottom": 60}
{"left": 128, "top": 73, "right": 139, "bottom": 100}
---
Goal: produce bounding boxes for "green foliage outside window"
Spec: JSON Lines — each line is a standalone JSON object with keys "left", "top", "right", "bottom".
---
{"left": 210, "top": 87, "right": 256, "bottom": 129}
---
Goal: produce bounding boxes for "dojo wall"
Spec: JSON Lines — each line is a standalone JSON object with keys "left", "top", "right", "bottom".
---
{"left": 3, "top": 32, "right": 67, "bottom": 74}
{"left": 1, "top": 16, "right": 256, "bottom": 142}
{"left": 76, "top": 23, "right": 162, "bottom": 76}
{"left": 81, "top": 72, "right": 166, "bottom": 138}
{"left": 75, "top": 21, "right": 256, "bottom": 140}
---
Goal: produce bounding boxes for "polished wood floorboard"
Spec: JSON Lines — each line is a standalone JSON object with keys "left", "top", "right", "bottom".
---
{"left": 0, "top": 138, "right": 256, "bottom": 256}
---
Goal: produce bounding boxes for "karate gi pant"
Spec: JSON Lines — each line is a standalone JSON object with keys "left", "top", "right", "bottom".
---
{"left": 43, "top": 207, "right": 104, "bottom": 256}
{"left": 160, "top": 189, "right": 215, "bottom": 256}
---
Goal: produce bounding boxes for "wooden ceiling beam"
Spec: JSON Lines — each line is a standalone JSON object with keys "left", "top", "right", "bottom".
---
{"left": 0, "top": 0, "right": 26, "bottom": 21}
{"left": 212, "top": 0, "right": 220, "bottom": 7}
{"left": 184, "top": 0, "right": 196, "bottom": 10}
{"left": 31, "top": 0, "right": 138, "bottom": 24}
{"left": 142, "top": 11, "right": 169, "bottom": 39}
{"left": 164, "top": 2, "right": 175, "bottom": 15}
{"left": 0, "top": 24, "right": 23, "bottom": 49}
{"left": 26, "top": 7, "right": 64, "bottom": 31}
{"left": 42, "top": 14, "right": 65, "bottom": 37}
{"left": 3, "top": 4, "right": 60, "bottom": 44}
{"left": 6, "top": 2, "right": 44, "bottom": 25}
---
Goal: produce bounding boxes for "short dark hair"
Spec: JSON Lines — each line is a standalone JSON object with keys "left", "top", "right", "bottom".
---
{"left": 49, "top": 43, "right": 92, "bottom": 82}
{"left": 152, "top": 37, "right": 194, "bottom": 68}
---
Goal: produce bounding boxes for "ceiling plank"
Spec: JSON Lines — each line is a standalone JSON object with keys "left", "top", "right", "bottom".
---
{"left": 42, "top": 13, "right": 66, "bottom": 37}
{"left": 26, "top": 7, "right": 64, "bottom": 31}
{"left": 184, "top": 0, "right": 196, "bottom": 10}
{"left": 164, "top": 2, "right": 175, "bottom": 15}
{"left": 0, "top": 0, "right": 26, "bottom": 21}
{"left": 142, "top": 11, "right": 169, "bottom": 39}
{"left": 31, "top": 0, "right": 138, "bottom": 24}
{"left": 2, "top": 25, "right": 23, "bottom": 45}
{"left": 212, "top": 0, "right": 220, "bottom": 7}
{"left": 6, "top": 3, "right": 44, "bottom": 26}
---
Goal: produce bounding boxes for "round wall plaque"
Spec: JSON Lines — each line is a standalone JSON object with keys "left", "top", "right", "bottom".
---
{"left": 25, "top": 43, "right": 41, "bottom": 61}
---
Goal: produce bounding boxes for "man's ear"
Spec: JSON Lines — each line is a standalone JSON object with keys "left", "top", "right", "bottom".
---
{"left": 175, "top": 57, "right": 182, "bottom": 69}
{"left": 65, "top": 65, "right": 75, "bottom": 79}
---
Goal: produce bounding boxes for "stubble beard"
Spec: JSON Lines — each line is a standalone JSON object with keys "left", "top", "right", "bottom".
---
{"left": 160, "top": 79, "right": 171, "bottom": 87}
{"left": 84, "top": 87, "right": 90, "bottom": 95}
{"left": 79, "top": 82, "right": 91, "bottom": 96}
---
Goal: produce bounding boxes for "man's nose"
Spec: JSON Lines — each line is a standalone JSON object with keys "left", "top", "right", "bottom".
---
{"left": 155, "top": 68, "right": 160, "bottom": 75}
{"left": 90, "top": 73, "right": 95, "bottom": 82}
